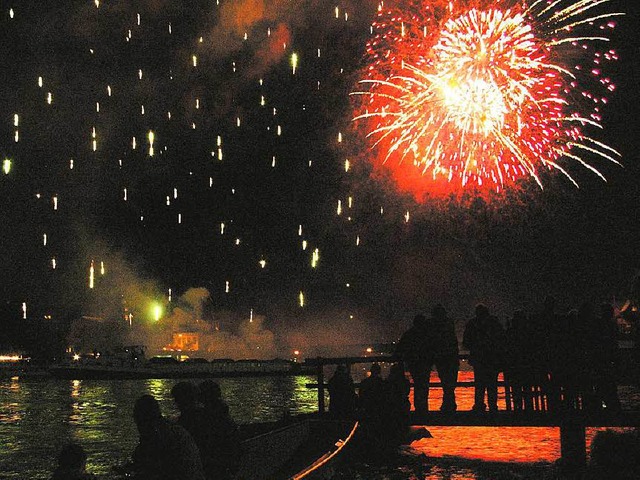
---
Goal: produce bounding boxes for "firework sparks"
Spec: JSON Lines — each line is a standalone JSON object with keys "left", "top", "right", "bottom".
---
{"left": 352, "top": 0, "right": 623, "bottom": 199}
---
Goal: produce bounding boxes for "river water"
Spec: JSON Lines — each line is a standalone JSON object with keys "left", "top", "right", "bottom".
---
{"left": 0, "top": 371, "right": 637, "bottom": 479}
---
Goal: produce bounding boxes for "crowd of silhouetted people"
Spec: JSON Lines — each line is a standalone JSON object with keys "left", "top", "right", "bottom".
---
{"left": 327, "top": 297, "right": 624, "bottom": 423}
{"left": 52, "top": 380, "right": 239, "bottom": 480}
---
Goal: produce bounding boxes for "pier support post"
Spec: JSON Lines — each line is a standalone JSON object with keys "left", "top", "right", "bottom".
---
{"left": 317, "top": 358, "right": 325, "bottom": 414}
{"left": 560, "top": 419, "right": 586, "bottom": 473}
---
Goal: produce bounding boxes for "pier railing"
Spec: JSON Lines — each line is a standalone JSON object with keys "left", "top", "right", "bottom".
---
{"left": 304, "top": 355, "right": 640, "bottom": 470}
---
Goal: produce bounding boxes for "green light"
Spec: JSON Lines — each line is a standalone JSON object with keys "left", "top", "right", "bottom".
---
{"left": 3, "top": 159, "right": 11, "bottom": 175}
{"left": 151, "top": 303, "right": 163, "bottom": 322}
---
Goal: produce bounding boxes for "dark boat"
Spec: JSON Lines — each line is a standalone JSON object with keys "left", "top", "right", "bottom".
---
{"left": 49, "top": 347, "right": 313, "bottom": 380}
{"left": 236, "top": 417, "right": 358, "bottom": 480}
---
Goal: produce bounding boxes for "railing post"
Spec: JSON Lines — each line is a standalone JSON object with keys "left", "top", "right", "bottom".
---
{"left": 316, "top": 357, "right": 325, "bottom": 415}
{"left": 560, "top": 418, "right": 587, "bottom": 473}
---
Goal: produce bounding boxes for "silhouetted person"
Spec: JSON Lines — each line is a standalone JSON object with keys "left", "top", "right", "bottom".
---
{"left": 50, "top": 443, "right": 95, "bottom": 480}
{"left": 621, "top": 275, "right": 640, "bottom": 384}
{"left": 327, "top": 364, "right": 357, "bottom": 419}
{"left": 395, "top": 314, "right": 435, "bottom": 413}
{"left": 199, "top": 380, "right": 240, "bottom": 480}
{"left": 505, "top": 309, "right": 532, "bottom": 411}
{"left": 132, "top": 394, "right": 205, "bottom": 480}
{"left": 585, "top": 303, "right": 621, "bottom": 411}
{"left": 537, "top": 295, "right": 561, "bottom": 409}
{"left": 432, "top": 305, "right": 459, "bottom": 412}
{"left": 386, "top": 362, "right": 411, "bottom": 444}
{"left": 463, "top": 304, "right": 505, "bottom": 412}
{"left": 357, "top": 363, "right": 394, "bottom": 457}
{"left": 358, "top": 363, "right": 386, "bottom": 419}
{"left": 555, "top": 308, "right": 588, "bottom": 409}
{"left": 172, "top": 381, "right": 207, "bottom": 447}
{"left": 584, "top": 429, "right": 640, "bottom": 479}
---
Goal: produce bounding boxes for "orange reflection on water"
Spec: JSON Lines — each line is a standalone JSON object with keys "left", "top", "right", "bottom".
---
{"left": 406, "top": 370, "right": 561, "bottom": 463}
{"left": 411, "top": 426, "right": 560, "bottom": 463}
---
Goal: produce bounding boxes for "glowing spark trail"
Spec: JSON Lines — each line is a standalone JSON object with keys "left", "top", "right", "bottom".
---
{"left": 352, "top": 0, "right": 622, "bottom": 199}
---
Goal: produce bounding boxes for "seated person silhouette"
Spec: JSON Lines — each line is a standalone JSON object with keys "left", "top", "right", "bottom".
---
{"left": 132, "top": 394, "right": 205, "bottom": 480}
{"left": 50, "top": 443, "right": 95, "bottom": 480}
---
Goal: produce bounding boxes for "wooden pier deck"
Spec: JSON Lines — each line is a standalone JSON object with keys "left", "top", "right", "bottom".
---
{"left": 304, "top": 355, "right": 640, "bottom": 471}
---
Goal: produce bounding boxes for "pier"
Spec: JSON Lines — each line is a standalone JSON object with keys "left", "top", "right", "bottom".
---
{"left": 305, "top": 355, "right": 640, "bottom": 470}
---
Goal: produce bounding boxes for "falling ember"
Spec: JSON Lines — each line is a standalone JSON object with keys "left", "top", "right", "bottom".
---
{"left": 22, "top": 302, "right": 27, "bottom": 320}
{"left": 89, "top": 261, "right": 95, "bottom": 289}
{"left": 3, "top": 159, "right": 11, "bottom": 175}
{"left": 298, "top": 290, "right": 305, "bottom": 307}
{"left": 100, "top": 261, "right": 105, "bottom": 275}
{"left": 148, "top": 130, "right": 155, "bottom": 156}
{"left": 291, "top": 53, "right": 299, "bottom": 75}
{"left": 352, "top": 0, "right": 623, "bottom": 200}
{"left": 311, "top": 248, "right": 320, "bottom": 268}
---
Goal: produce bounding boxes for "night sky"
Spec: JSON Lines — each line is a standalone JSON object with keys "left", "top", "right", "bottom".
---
{"left": 1, "top": 0, "right": 639, "bottom": 353}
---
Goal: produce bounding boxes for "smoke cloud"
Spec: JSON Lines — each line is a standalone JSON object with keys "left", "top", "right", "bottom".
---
{"left": 121, "top": 287, "right": 279, "bottom": 360}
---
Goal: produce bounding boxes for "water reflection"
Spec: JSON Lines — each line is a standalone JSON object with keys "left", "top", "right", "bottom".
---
{"left": 0, "top": 374, "right": 637, "bottom": 480}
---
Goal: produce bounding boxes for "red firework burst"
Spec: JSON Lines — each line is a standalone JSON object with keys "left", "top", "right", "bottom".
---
{"left": 352, "top": 0, "right": 622, "bottom": 200}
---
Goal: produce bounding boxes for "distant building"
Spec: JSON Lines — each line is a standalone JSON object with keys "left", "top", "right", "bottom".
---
{"left": 164, "top": 332, "right": 199, "bottom": 352}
